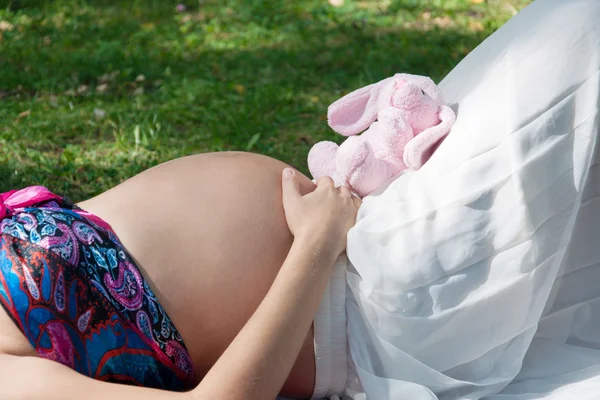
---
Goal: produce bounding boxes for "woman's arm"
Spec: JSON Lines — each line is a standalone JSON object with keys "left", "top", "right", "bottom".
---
{"left": 193, "top": 236, "right": 338, "bottom": 399}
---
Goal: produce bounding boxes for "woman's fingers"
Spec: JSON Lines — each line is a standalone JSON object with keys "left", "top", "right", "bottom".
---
{"left": 338, "top": 186, "right": 352, "bottom": 198}
{"left": 316, "top": 176, "right": 335, "bottom": 189}
{"left": 336, "top": 185, "right": 362, "bottom": 209}
{"left": 310, "top": 175, "right": 362, "bottom": 210}
{"left": 281, "top": 168, "right": 301, "bottom": 208}
{"left": 337, "top": 185, "right": 362, "bottom": 219}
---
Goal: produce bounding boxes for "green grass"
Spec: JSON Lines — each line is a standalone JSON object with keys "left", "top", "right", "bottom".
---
{"left": 0, "top": 0, "right": 531, "bottom": 201}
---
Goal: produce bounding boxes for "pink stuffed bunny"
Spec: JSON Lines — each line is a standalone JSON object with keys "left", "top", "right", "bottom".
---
{"left": 308, "top": 73, "right": 456, "bottom": 197}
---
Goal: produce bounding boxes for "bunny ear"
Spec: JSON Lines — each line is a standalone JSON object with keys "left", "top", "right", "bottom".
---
{"left": 327, "top": 77, "right": 393, "bottom": 136}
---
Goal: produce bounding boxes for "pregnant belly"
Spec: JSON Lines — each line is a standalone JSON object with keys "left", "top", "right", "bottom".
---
{"left": 77, "top": 152, "right": 317, "bottom": 398}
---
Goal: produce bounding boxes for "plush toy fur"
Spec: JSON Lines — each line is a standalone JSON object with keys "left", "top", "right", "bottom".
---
{"left": 308, "top": 73, "right": 456, "bottom": 197}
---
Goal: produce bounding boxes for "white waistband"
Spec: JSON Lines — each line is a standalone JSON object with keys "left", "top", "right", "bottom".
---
{"left": 311, "top": 253, "right": 349, "bottom": 399}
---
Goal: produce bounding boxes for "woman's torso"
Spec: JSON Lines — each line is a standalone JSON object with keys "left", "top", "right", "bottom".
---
{"left": 0, "top": 152, "right": 317, "bottom": 398}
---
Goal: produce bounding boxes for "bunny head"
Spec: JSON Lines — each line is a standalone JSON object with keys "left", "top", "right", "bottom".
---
{"left": 391, "top": 74, "right": 444, "bottom": 135}
{"left": 327, "top": 73, "right": 444, "bottom": 136}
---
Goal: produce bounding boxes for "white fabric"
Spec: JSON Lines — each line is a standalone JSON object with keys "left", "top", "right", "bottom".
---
{"left": 344, "top": 0, "right": 600, "bottom": 399}
{"left": 311, "top": 253, "right": 349, "bottom": 399}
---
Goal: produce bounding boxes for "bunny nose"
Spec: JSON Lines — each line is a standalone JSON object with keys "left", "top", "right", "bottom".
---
{"left": 395, "top": 79, "right": 423, "bottom": 96}
{"left": 407, "top": 83, "right": 422, "bottom": 94}
{"left": 391, "top": 81, "right": 424, "bottom": 109}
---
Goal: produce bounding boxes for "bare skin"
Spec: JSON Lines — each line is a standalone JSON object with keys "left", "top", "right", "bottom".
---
{"left": 0, "top": 152, "right": 324, "bottom": 398}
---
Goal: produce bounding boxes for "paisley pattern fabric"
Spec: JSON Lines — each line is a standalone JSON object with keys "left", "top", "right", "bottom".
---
{"left": 0, "top": 193, "right": 195, "bottom": 391}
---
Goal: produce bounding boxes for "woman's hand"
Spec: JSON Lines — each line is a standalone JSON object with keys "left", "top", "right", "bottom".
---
{"left": 281, "top": 168, "right": 361, "bottom": 260}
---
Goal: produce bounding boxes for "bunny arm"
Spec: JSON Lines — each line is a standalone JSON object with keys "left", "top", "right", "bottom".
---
{"left": 335, "top": 136, "right": 393, "bottom": 197}
{"left": 403, "top": 104, "right": 456, "bottom": 170}
{"left": 335, "top": 107, "right": 414, "bottom": 197}
{"left": 307, "top": 140, "right": 339, "bottom": 180}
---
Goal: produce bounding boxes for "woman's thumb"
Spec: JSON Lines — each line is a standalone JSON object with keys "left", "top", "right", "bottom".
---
{"left": 282, "top": 168, "right": 301, "bottom": 206}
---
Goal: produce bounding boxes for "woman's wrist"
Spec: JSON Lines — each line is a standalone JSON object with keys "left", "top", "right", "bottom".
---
{"left": 291, "top": 232, "right": 340, "bottom": 271}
